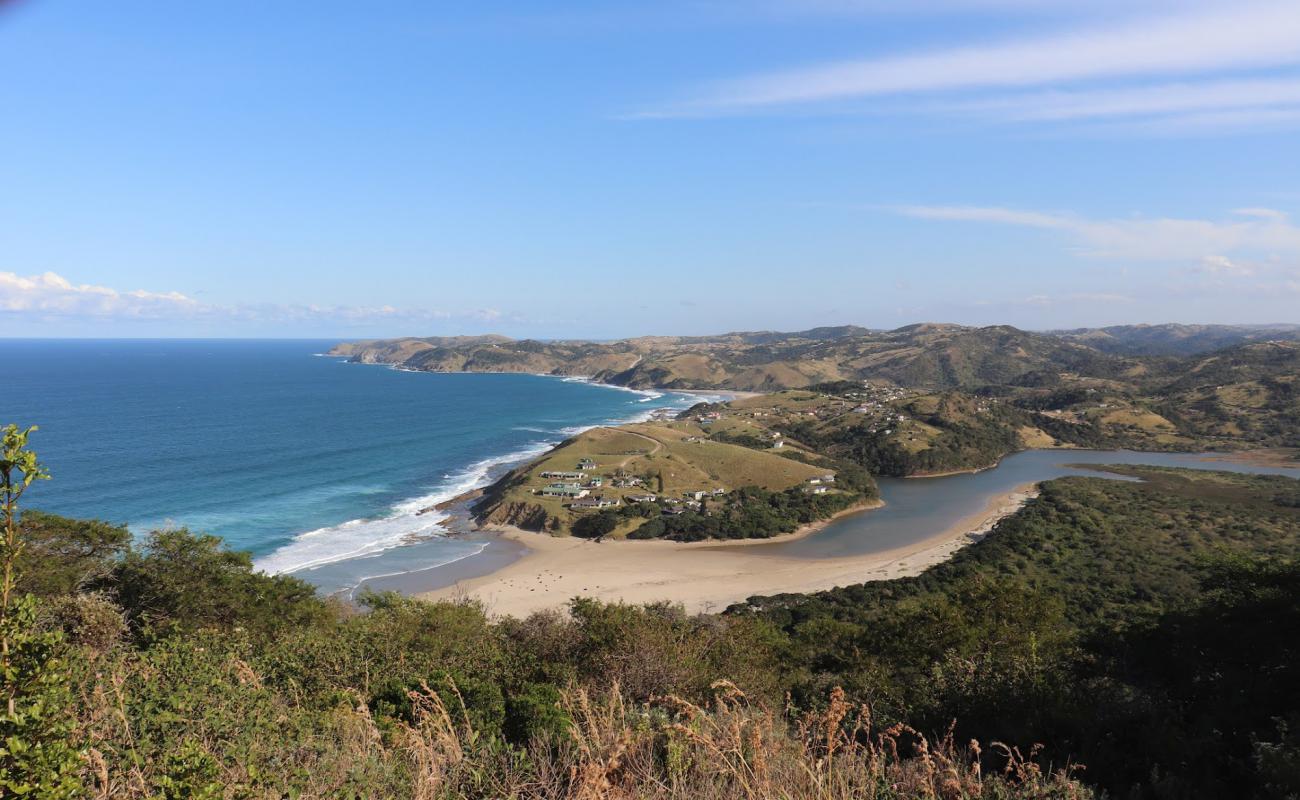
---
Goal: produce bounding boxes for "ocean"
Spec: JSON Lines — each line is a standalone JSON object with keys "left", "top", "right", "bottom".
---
{"left": 2, "top": 339, "right": 708, "bottom": 593}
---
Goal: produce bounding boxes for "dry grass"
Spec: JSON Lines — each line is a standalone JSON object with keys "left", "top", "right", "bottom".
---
{"left": 77, "top": 665, "right": 1092, "bottom": 799}
{"left": 394, "top": 679, "right": 1090, "bottom": 800}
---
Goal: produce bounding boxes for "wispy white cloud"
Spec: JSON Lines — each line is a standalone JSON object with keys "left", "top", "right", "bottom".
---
{"left": 894, "top": 205, "right": 1300, "bottom": 262}
{"left": 947, "top": 76, "right": 1300, "bottom": 122}
{"left": 1084, "top": 106, "right": 1300, "bottom": 137}
{"left": 0, "top": 271, "right": 512, "bottom": 329}
{"left": 644, "top": 1, "right": 1300, "bottom": 119}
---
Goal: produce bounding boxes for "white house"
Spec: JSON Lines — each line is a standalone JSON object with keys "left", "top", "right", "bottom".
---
{"left": 570, "top": 496, "right": 618, "bottom": 509}
{"left": 542, "top": 485, "right": 588, "bottom": 498}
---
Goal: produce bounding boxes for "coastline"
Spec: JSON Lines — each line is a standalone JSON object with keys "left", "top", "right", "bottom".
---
{"left": 335, "top": 355, "right": 757, "bottom": 402}
{"left": 414, "top": 484, "right": 1038, "bottom": 617}
{"left": 273, "top": 367, "right": 717, "bottom": 582}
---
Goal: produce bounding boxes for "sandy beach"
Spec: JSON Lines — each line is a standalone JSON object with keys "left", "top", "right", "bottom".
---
{"left": 418, "top": 484, "right": 1039, "bottom": 617}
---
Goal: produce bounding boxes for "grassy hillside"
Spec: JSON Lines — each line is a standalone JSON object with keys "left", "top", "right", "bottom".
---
{"left": 471, "top": 422, "right": 857, "bottom": 537}
{"left": 1151, "top": 341, "right": 1300, "bottom": 446}
{"left": 1057, "top": 323, "right": 1300, "bottom": 356}
{"left": 675, "top": 384, "right": 1212, "bottom": 478}
{"left": 331, "top": 323, "right": 1143, "bottom": 392}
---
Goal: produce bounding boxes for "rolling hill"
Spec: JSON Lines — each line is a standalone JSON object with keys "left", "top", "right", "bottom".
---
{"left": 1055, "top": 323, "right": 1300, "bottom": 356}
{"left": 330, "top": 323, "right": 1143, "bottom": 392}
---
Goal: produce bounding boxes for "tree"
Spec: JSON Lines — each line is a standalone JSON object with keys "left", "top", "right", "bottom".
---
{"left": 16, "top": 511, "right": 130, "bottom": 598}
{"left": 0, "top": 424, "right": 84, "bottom": 798}
{"left": 571, "top": 511, "right": 618, "bottom": 540}
{"left": 111, "top": 529, "right": 328, "bottom": 637}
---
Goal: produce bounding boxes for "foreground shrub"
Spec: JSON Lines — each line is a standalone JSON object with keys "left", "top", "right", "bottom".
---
{"left": 76, "top": 662, "right": 1091, "bottom": 799}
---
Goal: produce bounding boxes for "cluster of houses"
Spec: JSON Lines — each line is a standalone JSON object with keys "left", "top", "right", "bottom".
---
{"left": 534, "top": 449, "right": 738, "bottom": 516}
{"left": 865, "top": 413, "right": 908, "bottom": 436}
{"left": 533, "top": 437, "right": 837, "bottom": 518}
{"left": 538, "top": 457, "right": 606, "bottom": 500}
{"left": 803, "top": 474, "right": 836, "bottom": 494}
{"left": 535, "top": 454, "right": 666, "bottom": 511}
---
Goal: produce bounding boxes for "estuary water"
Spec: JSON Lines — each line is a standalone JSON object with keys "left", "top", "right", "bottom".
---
{"left": 763, "top": 448, "right": 1300, "bottom": 559}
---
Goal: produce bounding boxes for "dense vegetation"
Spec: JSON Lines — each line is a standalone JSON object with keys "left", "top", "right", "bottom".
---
{"left": 572, "top": 484, "right": 869, "bottom": 542}
{"left": 787, "top": 400, "right": 1031, "bottom": 477}
{"left": 6, "top": 419, "right": 1300, "bottom": 797}
{"left": 738, "top": 467, "right": 1300, "bottom": 798}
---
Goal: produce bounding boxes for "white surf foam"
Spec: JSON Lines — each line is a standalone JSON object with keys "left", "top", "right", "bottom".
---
{"left": 254, "top": 439, "right": 557, "bottom": 576}
{"left": 256, "top": 385, "right": 705, "bottom": 578}
{"left": 338, "top": 541, "right": 491, "bottom": 601}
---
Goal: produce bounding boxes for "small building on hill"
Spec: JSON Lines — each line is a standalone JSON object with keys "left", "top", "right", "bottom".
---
{"left": 542, "top": 485, "right": 588, "bottom": 498}
{"left": 570, "top": 496, "right": 618, "bottom": 510}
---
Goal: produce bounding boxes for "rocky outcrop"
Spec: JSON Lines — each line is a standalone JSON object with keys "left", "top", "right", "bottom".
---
{"left": 477, "top": 500, "right": 557, "bottom": 532}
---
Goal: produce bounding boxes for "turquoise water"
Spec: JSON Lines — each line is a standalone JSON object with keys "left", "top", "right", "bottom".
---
{"left": 1, "top": 339, "right": 707, "bottom": 590}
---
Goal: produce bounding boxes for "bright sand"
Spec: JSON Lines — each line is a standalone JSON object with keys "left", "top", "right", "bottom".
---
{"left": 418, "top": 484, "right": 1040, "bottom": 617}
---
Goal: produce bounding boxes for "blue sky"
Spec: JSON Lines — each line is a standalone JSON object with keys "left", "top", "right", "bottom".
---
{"left": 3, "top": 0, "right": 1300, "bottom": 338}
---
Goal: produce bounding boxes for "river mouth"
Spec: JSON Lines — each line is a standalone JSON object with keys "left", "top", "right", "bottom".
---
{"left": 352, "top": 448, "right": 1300, "bottom": 597}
